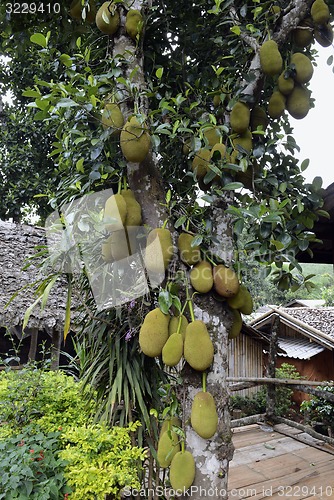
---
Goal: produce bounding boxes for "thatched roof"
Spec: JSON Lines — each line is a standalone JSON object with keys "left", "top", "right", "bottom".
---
{"left": 0, "top": 220, "right": 74, "bottom": 335}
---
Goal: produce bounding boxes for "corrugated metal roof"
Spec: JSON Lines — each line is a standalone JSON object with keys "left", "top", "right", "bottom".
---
{"left": 277, "top": 337, "right": 325, "bottom": 360}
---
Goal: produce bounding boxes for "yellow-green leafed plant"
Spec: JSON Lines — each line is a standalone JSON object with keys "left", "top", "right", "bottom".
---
{"left": 59, "top": 422, "right": 146, "bottom": 500}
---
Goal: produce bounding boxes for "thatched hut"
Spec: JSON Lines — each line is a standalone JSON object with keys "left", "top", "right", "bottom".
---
{"left": 0, "top": 220, "right": 76, "bottom": 369}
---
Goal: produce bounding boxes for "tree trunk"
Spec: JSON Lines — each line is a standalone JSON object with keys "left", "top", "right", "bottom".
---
{"left": 266, "top": 314, "right": 279, "bottom": 421}
{"left": 113, "top": 5, "right": 234, "bottom": 496}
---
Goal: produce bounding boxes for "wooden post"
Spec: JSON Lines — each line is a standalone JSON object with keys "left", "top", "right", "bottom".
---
{"left": 28, "top": 328, "right": 39, "bottom": 362}
{"left": 266, "top": 313, "right": 279, "bottom": 422}
{"left": 50, "top": 329, "right": 61, "bottom": 370}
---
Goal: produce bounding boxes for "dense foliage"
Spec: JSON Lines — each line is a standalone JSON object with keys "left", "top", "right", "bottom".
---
{"left": 0, "top": 368, "right": 145, "bottom": 499}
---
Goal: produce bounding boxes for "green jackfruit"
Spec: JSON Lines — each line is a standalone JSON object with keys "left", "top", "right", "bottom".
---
{"left": 191, "top": 391, "right": 218, "bottom": 439}
{"left": 230, "top": 102, "right": 250, "bottom": 134}
{"left": 211, "top": 142, "right": 227, "bottom": 160}
{"left": 203, "top": 126, "right": 221, "bottom": 146}
{"left": 169, "top": 314, "right": 188, "bottom": 340}
{"left": 314, "top": 23, "right": 333, "bottom": 47}
{"left": 184, "top": 320, "right": 214, "bottom": 371}
{"left": 157, "top": 429, "right": 180, "bottom": 468}
{"left": 95, "top": 2, "right": 120, "bottom": 34}
{"left": 232, "top": 129, "right": 253, "bottom": 155}
{"left": 121, "top": 189, "right": 142, "bottom": 226}
{"left": 227, "top": 284, "right": 253, "bottom": 315}
{"left": 278, "top": 72, "right": 295, "bottom": 96}
{"left": 293, "top": 19, "right": 314, "bottom": 47}
{"left": 190, "top": 261, "right": 213, "bottom": 294}
{"left": 162, "top": 332, "right": 184, "bottom": 366}
{"left": 290, "top": 52, "right": 314, "bottom": 84}
{"left": 104, "top": 193, "right": 127, "bottom": 231}
{"left": 259, "top": 40, "right": 283, "bottom": 76}
{"left": 139, "top": 308, "right": 170, "bottom": 357}
{"left": 120, "top": 116, "right": 150, "bottom": 163}
{"left": 108, "top": 229, "right": 130, "bottom": 260}
{"left": 311, "top": 0, "right": 330, "bottom": 25}
{"left": 69, "top": 0, "right": 96, "bottom": 22}
{"left": 101, "top": 103, "right": 124, "bottom": 133}
{"left": 250, "top": 105, "right": 268, "bottom": 131}
{"left": 170, "top": 451, "right": 196, "bottom": 491}
{"left": 286, "top": 85, "right": 310, "bottom": 119}
{"left": 229, "top": 309, "right": 243, "bottom": 339}
{"left": 160, "top": 416, "right": 181, "bottom": 437}
{"left": 268, "top": 91, "right": 286, "bottom": 119}
{"left": 144, "top": 228, "right": 173, "bottom": 273}
{"left": 178, "top": 233, "right": 201, "bottom": 266}
{"left": 213, "top": 264, "right": 239, "bottom": 298}
{"left": 191, "top": 148, "right": 211, "bottom": 179}
{"left": 125, "top": 9, "right": 143, "bottom": 40}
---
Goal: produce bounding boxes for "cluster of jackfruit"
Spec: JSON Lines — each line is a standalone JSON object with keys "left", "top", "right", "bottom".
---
{"left": 190, "top": 125, "right": 228, "bottom": 186}
{"left": 70, "top": 1, "right": 144, "bottom": 41}
{"left": 157, "top": 417, "right": 196, "bottom": 491}
{"left": 101, "top": 189, "right": 142, "bottom": 262}
{"left": 292, "top": 1, "right": 333, "bottom": 49}
{"left": 120, "top": 116, "right": 151, "bottom": 163}
{"left": 227, "top": 284, "right": 253, "bottom": 339}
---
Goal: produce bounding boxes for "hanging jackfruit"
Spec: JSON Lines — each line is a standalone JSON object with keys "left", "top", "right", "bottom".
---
{"left": 278, "top": 72, "right": 295, "bottom": 96}
{"left": 139, "top": 308, "right": 170, "bottom": 357}
{"left": 190, "top": 261, "right": 214, "bottom": 294}
{"left": 314, "top": 23, "right": 333, "bottom": 47}
{"left": 211, "top": 142, "right": 227, "bottom": 160}
{"left": 104, "top": 193, "right": 127, "bottom": 232}
{"left": 191, "top": 148, "right": 211, "bottom": 179}
{"left": 286, "top": 85, "right": 311, "bottom": 119}
{"left": 170, "top": 451, "right": 196, "bottom": 492}
{"left": 95, "top": 2, "right": 120, "bottom": 34}
{"left": 232, "top": 129, "right": 253, "bottom": 155}
{"left": 268, "top": 91, "right": 286, "bottom": 119}
{"left": 229, "top": 309, "right": 243, "bottom": 339}
{"left": 203, "top": 126, "right": 221, "bottom": 146}
{"left": 162, "top": 332, "right": 184, "bottom": 366}
{"left": 121, "top": 189, "right": 142, "bottom": 227}
{"left": 259, "top": 40, "right": 283, "bottom": 76}
{"left": 101, "top": 234, "right": 114, "bottom": 263}
{"left": 178, "top": 233, "right": 201, "bottom": 266}
{"left": 101, "top": 103, "right": 124, "bottom": 133}
{"left": 191, "top": 391, "right": 218, "bottom": 439}
{"left": 213, "top": 264, "right": 240, "bottom": 298}
{"left": 157, "top": 428, "right": 180, "bottom": 468}
{"left": 311, "top": 0, "right": 330, "bottom": 25}
{"left": 184, "top": 320, "right": 214, "bottom": 371}
{"left": 125, "top": 9, "right": 143, "bottom": 40}
{"left": 69, "top": 0, "right": 96, "bottom": 22}
{"left": 227, "top": 284, "right": 253, "bottom": 315}
{"left": 120, "top": 116, "right": 150, "bottom": 163}
{"left": 292, "top": 19, "right": 314, "bottom": 47}
{"left": 144, "top": 227, "right": 173, "bottom": 274}
{"left": 250, "top": 105, "right": 268, "bottom": 131}
{"left": 230, "top": 101, "right": 250, "bottom": 134}
{"left": 290, "top": 52, "right": 314, "bottom": 84}
{"left": 169, "top": 314, "right": 189, "bottom": 340}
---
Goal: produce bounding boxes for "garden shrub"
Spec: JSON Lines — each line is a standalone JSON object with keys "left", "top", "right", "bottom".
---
{"left": 0, "top": 367, "right": 145, "bottom": 499}
{"left": 300, "top": 383, "right": 334, "bottom": 437}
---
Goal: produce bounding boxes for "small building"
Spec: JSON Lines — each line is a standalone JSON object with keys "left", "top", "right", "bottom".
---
{"left": 228, "top": 323, "right": 270, "bottom": 397}
{"left": 0, "top": 220, "right": 76, "bottom": 369}
{"left": 250, "top": 306, "right": 334, "bottom": 403}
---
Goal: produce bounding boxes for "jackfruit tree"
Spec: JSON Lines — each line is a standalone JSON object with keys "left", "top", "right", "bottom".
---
{"left": 0, "top": 0, "right": 333, "bottom": 497}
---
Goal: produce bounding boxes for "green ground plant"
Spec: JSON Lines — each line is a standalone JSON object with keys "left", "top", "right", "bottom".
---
{"left": 0, "top": 366, "right": 145, "bottom": 499}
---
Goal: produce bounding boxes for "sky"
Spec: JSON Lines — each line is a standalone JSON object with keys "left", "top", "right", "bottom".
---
{"left": 290, "top": 45, "right": 334, "bottom": 189}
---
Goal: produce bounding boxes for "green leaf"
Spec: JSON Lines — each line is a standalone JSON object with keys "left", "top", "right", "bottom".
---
{"left": 222, "top": 182, "right": 243, "bottom": 191}
{"left": 30, "top": 33, "right": 47, "bottom": 48}
{"left": 230, "top": 26, "right": 241, "bottom": 36}
{"left": 159, "top": 291, "right": 172, "bottom": 314}
{"left": 156, "top": 67, "right": 164, "bottom": 79}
